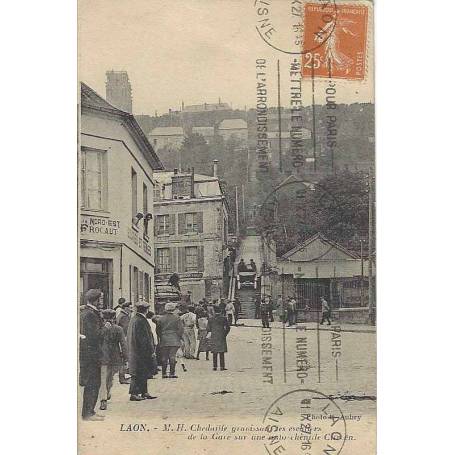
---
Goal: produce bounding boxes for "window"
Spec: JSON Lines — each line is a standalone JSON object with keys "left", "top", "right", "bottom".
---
{"left": 157, "top": 248, "right": 171, "bottom": 273}
{"left": 185, "top": 246, "right": 198, "bottom": 272}
{"left": 81, "top": 148, "right": 107, "bottom": 210}
{"left": 131, "top": 168, "right": 137, "bottom": 222}
{"left": 185, "top": 213, "right": 198, "bottom": 233}
{"left": 143, "top": 183, "right": 148, "bottom": 236}
{"left": 131, "top": 266, "right": 138, "bottom": 303}
{"left": 144, "top": 273, "right": 150, "bottom": 302}
{"left": 153, "top": 187, "right": 162, "bottom": 201}
{"left": 156, "top": 214, "right": 170, "bottom": 235}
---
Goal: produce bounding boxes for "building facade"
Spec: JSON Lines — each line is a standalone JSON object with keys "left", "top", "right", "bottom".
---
{"left": 79, "top": 83, "right": 163, "bottom": 309}
{"left": 218, "top": 119, "right": 248, "bottom": 144}
{"left": 105, "top": 70, "right": 133, "bottom": 113}
{"left": 153, "top": 166, "right": 229, "bottom": 302}
{"left": 275, "top": 233, "right": 372, "bottom": 309}
{"left": 149, "top": 127, "right": 185, "bottom": 151}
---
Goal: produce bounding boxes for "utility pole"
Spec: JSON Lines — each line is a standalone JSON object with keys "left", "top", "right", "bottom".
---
{"left": 235, "top": 185, "right": 240, "bottom": 237}
{"left": 241, "top": 184, "right": 246, "bottom": 224}
{"left": 368, "top": 169, "right": 375, "bottom": 325}
{"left": 277, "top": 60, "right": 283, "bottom": 173}
{"left": 360, "top": 239, "right": 364, "bottom": 307}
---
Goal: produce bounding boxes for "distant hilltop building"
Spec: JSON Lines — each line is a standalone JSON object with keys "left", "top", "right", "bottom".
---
{"left": 105, "top": 70, "right": 133, "bottom": 113}
{"left": 182, "top": 99, "right": 231, "bottom": 113}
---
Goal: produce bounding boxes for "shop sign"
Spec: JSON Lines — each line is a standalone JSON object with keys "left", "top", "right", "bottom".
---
{"left": 81, "top": 216, "right": 120, "bottom": 235}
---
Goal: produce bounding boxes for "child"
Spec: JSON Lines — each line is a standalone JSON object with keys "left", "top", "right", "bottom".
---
{"left": 195, "top": 312, "right": 210, "bottom": 360}
{"left": 99, "top": 309, "right": 127, "bottom": 410}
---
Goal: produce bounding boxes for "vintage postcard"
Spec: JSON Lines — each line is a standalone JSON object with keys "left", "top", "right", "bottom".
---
{"left": 78, "top": 0, "right": 375, "bottom": 454}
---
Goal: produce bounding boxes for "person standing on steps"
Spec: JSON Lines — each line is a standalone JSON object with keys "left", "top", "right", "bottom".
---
{"left": 320, "top": 296, "right": 332, "bottom": 325}
{"left": 156, "top": 302, "right": 184, "bottom": 378}
{"left": 207, "top": 306, "right": 230, "bottom": 371}
{"left": 233, "top": 297, "right": 241, "bottom": 325}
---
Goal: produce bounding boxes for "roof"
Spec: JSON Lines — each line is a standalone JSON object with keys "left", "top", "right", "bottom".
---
{"left": 153, "top": 171, "right": 222, "bottom": 198}
{"left": 150, "top": 127, "right": 184, "bottom": 136}
{"left": 280, "top": 233, "right": 359, "bottom": 261}
{"left": 192, "top": 126, "right": 215, "bottom": 136}
{"left": 80, "top": 82, "right": 163, "bottom": 170}
{"left": 218, "top": 119, "right": 247, "bottom": 130}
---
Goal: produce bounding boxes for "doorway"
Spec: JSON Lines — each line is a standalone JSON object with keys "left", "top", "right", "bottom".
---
{"left": 80, "top": 258, "right": 113, "bottom": 308}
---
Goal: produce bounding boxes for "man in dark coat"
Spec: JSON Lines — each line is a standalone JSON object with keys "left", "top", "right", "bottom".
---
{"left": 127, "top": 302, "right": 158, "bottom": 401}
{"left": 260, "top": 298, "right": 270, "bottom": 328}
{"left": 116, "top": 301, "right": 132, "bottom": 384}
{"left": 80, "top": 289, "right": 104, "bottom": 421}
{"left": 156, "top": 302, "right": 184, "bottom": 378}
{"left": 207, "top": 306, "right": 230, "bottom": 371}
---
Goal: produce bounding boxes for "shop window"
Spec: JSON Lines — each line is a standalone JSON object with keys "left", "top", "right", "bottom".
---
{"left": 81, "top": 148, "right": 107, "bottom": 211}
{"left": 185, "top": 246, "right": 198, "bottom": 272}
{"left": 157, "top": 248, "right": 171, "bottom": 273}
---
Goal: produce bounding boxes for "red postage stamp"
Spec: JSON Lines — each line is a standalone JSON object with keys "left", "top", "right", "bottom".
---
{"left": 301, "top": 2, "right": 369, "bottom": 80}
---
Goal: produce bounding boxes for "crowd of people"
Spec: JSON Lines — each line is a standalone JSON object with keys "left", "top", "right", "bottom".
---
{"left": 255, "top": 295, "right": 332, "bottom": 328}
{"left": 79, "top": 290, "right": 240, "bottom": 421}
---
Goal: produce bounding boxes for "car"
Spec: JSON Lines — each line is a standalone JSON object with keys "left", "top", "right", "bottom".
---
{"left": 154, "top": 284, "right": 181, "bottom": 314}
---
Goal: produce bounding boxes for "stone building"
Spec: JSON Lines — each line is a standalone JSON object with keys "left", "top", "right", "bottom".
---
{"left": 79, "top": 82, "right": 163, "bottom": 309}
{"left": 153, "top": 163, "right": 229, "bottom": 302}
{"left": 149, "top": 126, "right": 185, "bottom": 151}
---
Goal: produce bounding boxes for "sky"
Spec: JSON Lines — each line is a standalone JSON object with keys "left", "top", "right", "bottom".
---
{"left": 78, "top": 0, "right": 374, "bottom": 116}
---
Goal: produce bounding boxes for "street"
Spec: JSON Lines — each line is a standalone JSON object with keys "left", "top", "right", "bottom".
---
{"left": 79, "top": 321, "right": 376, "bottom": 455}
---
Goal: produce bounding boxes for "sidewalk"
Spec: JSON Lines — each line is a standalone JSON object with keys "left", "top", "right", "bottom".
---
{"left": 235, "top": 318, "right": 376, "bottom": 333}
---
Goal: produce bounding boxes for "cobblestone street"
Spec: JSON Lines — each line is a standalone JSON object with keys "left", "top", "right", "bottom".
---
{"left": 80, "top": 321, "right": 376, "bottom": 455}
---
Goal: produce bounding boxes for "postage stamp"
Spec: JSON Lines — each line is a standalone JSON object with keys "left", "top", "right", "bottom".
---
{"left": 301, "top": 3, "right": 369, "bottom": 80}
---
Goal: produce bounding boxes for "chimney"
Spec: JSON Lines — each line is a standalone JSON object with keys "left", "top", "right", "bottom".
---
{"left": 213, "top": 159, "right": 219, "bottom": 178}
{"left": 173, "top": 168, "right": 178, "bottom": 175}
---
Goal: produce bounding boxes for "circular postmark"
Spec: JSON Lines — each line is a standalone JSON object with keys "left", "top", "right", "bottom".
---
{"left": 263, "top": 389, "right": 347, "bottom": 454}
{"left": 254, "top": 0, "right": 338, "bottom": 55}
{"left": 257, "top": 177, "right": 344, "bottom": 260}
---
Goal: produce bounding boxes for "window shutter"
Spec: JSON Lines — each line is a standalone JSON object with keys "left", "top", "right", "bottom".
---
{"left": 178, "top": 213, "right": 185, "bottom": 234}
{"left": 154, "top": 217, "right": 159, "bottom": 236}
{"left": 154, "top": 249, "right": 158, "bottom": 272}
{"left": 170, "top": 247, "right": 177, "bottom": 273}
{"left": 169, "top": 213, "right": 176, "bottom": 235}
{"left": 197, "top": 211, "right": 204, "bottom": 233}
{"left": 198, "top": 245, "right": 204, "bottom": 272}
{"left": 178, "top": 247, "right": 185, "bottom": 273}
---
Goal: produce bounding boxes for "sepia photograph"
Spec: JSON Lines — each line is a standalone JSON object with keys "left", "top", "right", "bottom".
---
{"left": 77, "top": 1, "right": 376, "bottom": 454}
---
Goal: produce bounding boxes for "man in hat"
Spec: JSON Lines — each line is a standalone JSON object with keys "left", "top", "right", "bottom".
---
{"left": 156, "top": 302, "right": 184, "bottom": 378}
{"left": 127, "top": 302, "right": 158, "bottom": 401}
{"left": 116, "top": 301, "right": 132, "bottom": 384}
{"left": 79, "top": 289, "right": 104, "bottom": 421}
{"left": 99, "top": 309, "right": 127, "bottom": 410}
{"left": 207, "top": 305, "right": 230, "bottom": 371}
{"left": 114, "top": 297, "right": 126, "bottom": 318}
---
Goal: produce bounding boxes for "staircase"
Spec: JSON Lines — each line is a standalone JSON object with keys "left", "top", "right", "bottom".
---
{"left": 237, "top": 286, "right": 260, "bottom": 319}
